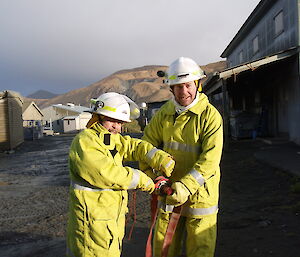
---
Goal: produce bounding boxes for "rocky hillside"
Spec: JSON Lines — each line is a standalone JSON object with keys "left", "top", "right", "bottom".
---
{"left": 29, "top": 61, "right": 226, "bottom": 109}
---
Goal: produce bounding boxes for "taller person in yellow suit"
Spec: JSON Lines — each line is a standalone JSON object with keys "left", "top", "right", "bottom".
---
{"left": 141, "top": 57, "right": 223, "bottom": 257}
{"left": 67, "top": 92, "right": 175, "bottom": 257}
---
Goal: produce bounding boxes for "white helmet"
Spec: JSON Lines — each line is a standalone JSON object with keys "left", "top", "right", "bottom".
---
{"left": 90, "top": 92, "right": 140, "bottom": 122}
{"left": 165, "top": 57, "right": 206, "bottom": 86}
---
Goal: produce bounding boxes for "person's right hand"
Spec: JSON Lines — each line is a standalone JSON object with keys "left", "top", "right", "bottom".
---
{"left": 137, "top": 171, "right": 155, "bottom": 194}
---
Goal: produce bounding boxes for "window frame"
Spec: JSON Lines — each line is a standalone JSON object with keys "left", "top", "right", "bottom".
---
{"left": 252, "top": 35, "right": 259, "bottom": 55}
{"left": 274, "top": 10, "right": 284, "bottom": 37}
{"left": 238, "top": 50, "right": 244, "bottom": 63}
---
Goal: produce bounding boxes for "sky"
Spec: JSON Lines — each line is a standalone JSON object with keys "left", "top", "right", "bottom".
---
{"left": 0, "top": 0, "right": 261, "bottom": 97}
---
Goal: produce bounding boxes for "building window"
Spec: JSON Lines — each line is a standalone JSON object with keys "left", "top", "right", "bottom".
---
{"left": 67, "top": 120, "right": 70, "bottom": 125}
{"left": 274, "top": 10, "right": 284, "bottom": 36}
{"left": 239, "top": 50, "right": 244, "bottom": 63}
{"left": 252, "top": 35, "right": 259, "bottom": 55}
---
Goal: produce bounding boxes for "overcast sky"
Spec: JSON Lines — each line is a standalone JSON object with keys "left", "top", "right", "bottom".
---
{"left": 0, "top": 0, "right": 261, "bottom": 97}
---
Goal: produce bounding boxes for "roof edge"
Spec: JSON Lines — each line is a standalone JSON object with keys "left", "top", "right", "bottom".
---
{"left": 221, "top": 0, "right": 276, "bottom": 58}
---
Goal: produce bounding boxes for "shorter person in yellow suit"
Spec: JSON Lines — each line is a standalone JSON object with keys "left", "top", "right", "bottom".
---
{"left": 66, "top": 92, "right": 175, "bottom": 257}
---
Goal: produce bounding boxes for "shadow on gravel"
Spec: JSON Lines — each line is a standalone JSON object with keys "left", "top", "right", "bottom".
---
{"left": 122, "top": 226, "right": 149, "bottom": 257}
{"left": 0, "top": 228, "right": 150, "bottom": 257}
{"left": 0, "top": 231, "right": 66, "bottom": 257}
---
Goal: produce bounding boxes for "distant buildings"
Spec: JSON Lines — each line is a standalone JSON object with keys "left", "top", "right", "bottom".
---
{"left": 0, "top": 89, "right": 92, "bottom": 151}
{"left": 41, "top": 103, "right": 91, "bottom": 134}
{"left": 137, "top": 100, "right": 168, "bottom": 131}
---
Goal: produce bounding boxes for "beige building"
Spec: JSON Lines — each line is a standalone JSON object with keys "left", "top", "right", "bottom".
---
{"left": 22, "top": 101, "right": 44, "bottom": 140}
{"left": 0, "top": 90, "right": 24, "bottom": 151}
{"left": 22, "top": 101, "right": 44, "bottom": 127}
{"left": 63, "top": 113, "right": 92, "bottom": 133}
{"left": 42, "top": 103, "right": 91, "bottom": 134}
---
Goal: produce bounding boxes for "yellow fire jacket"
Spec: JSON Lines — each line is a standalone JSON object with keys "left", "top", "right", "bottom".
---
{"left": 67, "top": 122, "right": 173, "bottom": 257}
{"left": 142, "top": 93, "right": 223, "bottom": 217}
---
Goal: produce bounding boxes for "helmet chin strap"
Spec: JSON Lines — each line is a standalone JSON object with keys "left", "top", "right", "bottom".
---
{"left": 195, "top": 80, "right": 203, "bottom": 92}
{"left": 86, "top": 113, "right": 102, "bottom": 128}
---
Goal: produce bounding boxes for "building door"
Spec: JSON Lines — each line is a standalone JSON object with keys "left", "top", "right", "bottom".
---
{"left": 276, "top": 87, "right": 289, "bottom": 137}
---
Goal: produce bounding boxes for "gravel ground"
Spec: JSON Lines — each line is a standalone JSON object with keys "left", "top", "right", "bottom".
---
{"left": 0, "top": 135, "right": 299, "bottom": 257}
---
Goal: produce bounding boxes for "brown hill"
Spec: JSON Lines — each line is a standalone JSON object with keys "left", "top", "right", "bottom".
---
{"left": 29, "top": 61, "right": 226, "bottom": 109}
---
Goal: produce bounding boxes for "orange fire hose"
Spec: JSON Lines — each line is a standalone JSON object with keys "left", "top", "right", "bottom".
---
{"left": 145, "top": 184, "right": 182, "bottom": 257}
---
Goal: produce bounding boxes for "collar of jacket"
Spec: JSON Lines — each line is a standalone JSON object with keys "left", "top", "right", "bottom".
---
{"left": 164, "top": 93, "right": 209, "bottom": 115}
{"left": 89, "top": 122, "right": 108, "bottom": 134}
{"left": 88, "top": 122, "right": 120, "bottom": 149}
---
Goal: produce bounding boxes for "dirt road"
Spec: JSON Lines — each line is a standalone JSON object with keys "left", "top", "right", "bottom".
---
{"left": 216, "top": 140, "right": 300, "bottom": 257}
{"left": 0, "top": 135, "right": 299, "bottom": 257}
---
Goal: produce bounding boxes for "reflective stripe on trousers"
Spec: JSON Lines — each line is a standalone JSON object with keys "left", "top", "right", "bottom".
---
{"left": 158, "top": 200, "right": 218, "bottom": 216}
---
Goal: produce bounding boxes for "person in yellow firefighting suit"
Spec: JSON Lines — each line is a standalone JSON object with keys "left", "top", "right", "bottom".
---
{"left": 66, "top": 92, "right": 175, "bottom": 257}
{"left": 141, "top": 57, "right": 223, "bottom": 257}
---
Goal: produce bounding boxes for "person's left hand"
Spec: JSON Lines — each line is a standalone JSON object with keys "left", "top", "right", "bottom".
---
{"left": 166, "top": 182, "right": 190, "bottom": 206}
{"left": 154, "top": 176, "right": 172, "bottom": 196}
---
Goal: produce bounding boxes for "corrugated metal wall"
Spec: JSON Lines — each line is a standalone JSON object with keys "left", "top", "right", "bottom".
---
{"left": 227, "top": 0, "right": 298, "bottom": 67}
{"left": 0, "top": 91, "right": 24, "bottom": 151}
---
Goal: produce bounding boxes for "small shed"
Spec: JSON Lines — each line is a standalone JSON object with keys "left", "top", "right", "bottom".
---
{"left": 0, "top": 90, "right": 24, "bottom": 151}
{"left": 22, "top": 101, "right": 44, "bottom": 127}
{"left": 22, "top": 101, "right": 44, "bottom": 140}
{"left": 42, "top": 104, "right": 90, "bottom": 134}
{"left": 63, "top": 112, "right": 92, "bottom": 133}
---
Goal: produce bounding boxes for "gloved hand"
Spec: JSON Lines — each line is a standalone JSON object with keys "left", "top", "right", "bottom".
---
{"left": 137, "top": 171, "right": 155, "bottom": 194}
{"left": 156, "top": 151, "right": 175, "bottom": 177}
{"left": 166, "top": 182, "right": 190, "bottom": 206}
{"left": 154, "top": 176, "right": 172, "bottom": 196}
